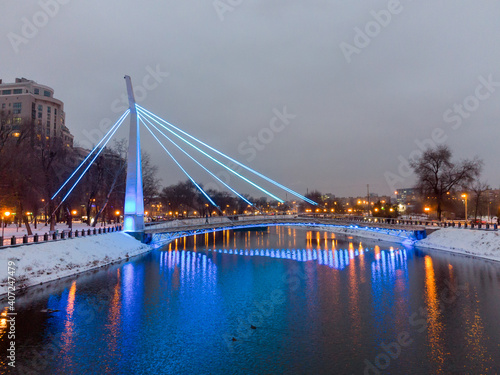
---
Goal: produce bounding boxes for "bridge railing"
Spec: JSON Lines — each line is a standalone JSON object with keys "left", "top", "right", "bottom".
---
{"left": 146, "top": 214, "right": 294, "bottom": 230}
{"left": 298, "top": 214, "right": 498, "bottom": 231}
{"left": 0, "top": 225, "right": 122, "bottom": 248}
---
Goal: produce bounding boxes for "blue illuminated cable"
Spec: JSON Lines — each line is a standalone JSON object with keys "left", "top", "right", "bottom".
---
{"left": 137, "top": 108, "right": 284, "bottom": 203}
{"left": 53, "top": 112, "right": 128, "bottom": 213}
{"left": 141, "top": 115, "right": 255, "bottom": 208}
{"left": 137, "top": 105, "right": 316, "bottom": 205}
{"left": 139, "top": 116, "right": 219, "bottom": 209}
{"left": 51, "top": 110, "right": 130, "bottom": 200}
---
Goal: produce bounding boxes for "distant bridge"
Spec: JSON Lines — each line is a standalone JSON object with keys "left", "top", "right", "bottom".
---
{"left": 144, "top": 215, "right": 429, "bottom": 246}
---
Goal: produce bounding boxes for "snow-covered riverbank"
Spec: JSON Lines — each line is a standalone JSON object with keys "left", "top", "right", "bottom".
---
{"left": 0, "top": 232, "right": 152, "bottom": 297}
{"left": 416, "top": 228, "right": 500, "bottom": 262}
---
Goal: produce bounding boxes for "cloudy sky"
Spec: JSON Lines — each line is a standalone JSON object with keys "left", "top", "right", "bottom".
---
{"left": 2, "top": 1, "right": 499, "bottom": 200}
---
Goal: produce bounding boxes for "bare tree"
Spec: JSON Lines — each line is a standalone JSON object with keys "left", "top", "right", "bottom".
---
{"left": 92, "top": 140, "right": 127, "bottom": 227}
{"left": 141, "top": 151, "right": 161, "bottom": 206}
{"left": 469, "top": 181, "right": 490, "bottom": 221}
{"left": 410, "top": 145, "right": 482, "bottom": 221}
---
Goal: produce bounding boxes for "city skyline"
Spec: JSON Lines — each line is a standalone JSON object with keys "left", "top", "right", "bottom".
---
{"left": 2, "top": 1, "right": 499, "bottom": 197}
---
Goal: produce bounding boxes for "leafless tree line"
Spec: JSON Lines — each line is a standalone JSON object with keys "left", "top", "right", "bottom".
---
{"left": 0, "top": 117, "right": 160, "bottom": 234}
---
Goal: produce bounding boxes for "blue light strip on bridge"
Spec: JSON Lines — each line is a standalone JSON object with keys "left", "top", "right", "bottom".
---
{"left": 139, "top": 115, "right": 219, "bottom": 209}
{"left": 55, "top": 111, "right": 129, "bottom": 210}
{"left": 137, "top": 105, "right": 317, "bottom": 206}
{"left": 51, "top": 110, "right": 130, "bottom": 200}
{"left": 137, "top": 107, "right": 284, "bottom": 203}
{"left": 141, "top": 115, "right": 256, "bottom": 209}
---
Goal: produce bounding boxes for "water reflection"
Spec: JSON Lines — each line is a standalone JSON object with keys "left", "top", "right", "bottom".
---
{"left": 160, "top": 249, "right": 218, "bottom": 290}
{"left": 424, "top": 256, "right": 445, "bottom": 371}
{"left": 2, "top": 226, "right": 500, "bottom": 374}
{"left": 60, "top": 280, "right": 77, "bottom": 370}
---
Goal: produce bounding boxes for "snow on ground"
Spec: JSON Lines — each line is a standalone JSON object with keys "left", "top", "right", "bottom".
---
{"left": 0, "top": 232, "right": 151, "bottom": 297}
{"left": 416, "top": 228, "right": 500, "bottom": 262}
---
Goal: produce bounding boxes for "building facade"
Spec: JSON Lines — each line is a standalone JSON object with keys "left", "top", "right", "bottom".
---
{"left": 0, "top": 77, "right": 73, "bottom": 147}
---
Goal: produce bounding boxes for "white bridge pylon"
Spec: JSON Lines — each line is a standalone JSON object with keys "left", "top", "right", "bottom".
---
{"left": 123, "top": 76, "right": 145, "bottom": 232}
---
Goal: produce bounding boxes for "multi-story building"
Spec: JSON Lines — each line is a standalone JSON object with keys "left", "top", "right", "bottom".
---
{"left": 395, "top": 188, "right": 418, "bottom": 205}
{"left": 0, "top": 77, "right": 73, "bottom": 147}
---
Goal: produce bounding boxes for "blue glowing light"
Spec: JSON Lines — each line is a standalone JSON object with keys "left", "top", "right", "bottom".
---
{"left": 140, "top": 115, "right": 255, "bottom": 208}
{"left": 124, "top": 217, "right": 135, "bottom": 232}
{"left": 51, "top": 110, "right": 130, "bottom": 200}
{"left": 137, "top": 105, "right": 317, "bottom": 206}
{"left": 56, "top": 112, "right": 129, "bottom": 209}
{"left": 139, "top": 115, "right": 219, "bottom": 208}
{"left": 137, "top": 107, "right": 284, "bottom": 203}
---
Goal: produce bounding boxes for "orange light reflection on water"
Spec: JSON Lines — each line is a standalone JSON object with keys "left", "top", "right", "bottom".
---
{"left": 424, "top": 256, "right": 445, "bottom": 371}
{"left": 60, "top": 280, "right": 77, "bottom": 369}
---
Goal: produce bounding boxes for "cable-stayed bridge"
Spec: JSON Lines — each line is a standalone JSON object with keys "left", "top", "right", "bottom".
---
{"left": 50, "top": 76, "right": 425, "bottom": 245}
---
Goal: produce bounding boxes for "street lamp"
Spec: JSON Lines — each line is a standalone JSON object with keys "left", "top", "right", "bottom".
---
{"left": 461, "top": 194, "right": 468, "bottom": 221}
{"left": 2, "top": 211, "right": 11, "bottom": 239}
{"left": 115, "top": 210, "right": 120, "bottom": 223}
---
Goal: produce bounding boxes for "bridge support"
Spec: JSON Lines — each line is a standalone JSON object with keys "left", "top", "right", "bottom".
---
{"left": 123, "top": 76, "right": 145, "bottom": 232}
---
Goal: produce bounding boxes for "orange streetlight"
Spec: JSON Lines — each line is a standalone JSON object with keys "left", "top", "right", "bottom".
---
{"left": 2, "top": 211, "right": 11, "bottom": 238}
{"left": 461, "top": 193, "right": 468, "bottom": 220}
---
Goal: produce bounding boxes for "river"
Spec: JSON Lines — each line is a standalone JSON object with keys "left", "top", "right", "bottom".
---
{"left": 1, "top": 226, "right": 500, "bottom": 374}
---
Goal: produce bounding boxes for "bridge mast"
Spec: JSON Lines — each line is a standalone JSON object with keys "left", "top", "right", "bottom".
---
{"left": 123, "top": 76, "right": 145, "bottom": 232}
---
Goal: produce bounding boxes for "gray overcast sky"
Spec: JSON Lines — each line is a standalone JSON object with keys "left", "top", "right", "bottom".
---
{"left": 2, "top": 1, "right": 499, "bottom": 199}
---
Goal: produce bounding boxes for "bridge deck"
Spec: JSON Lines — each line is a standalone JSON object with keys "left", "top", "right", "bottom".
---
{"left": 145, "top": 216, "right": 425, "bottom": 235}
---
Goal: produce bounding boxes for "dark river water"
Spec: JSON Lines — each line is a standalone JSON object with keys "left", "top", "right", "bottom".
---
{"left": 1, "top": 226, "right": 500, "bottom": 374}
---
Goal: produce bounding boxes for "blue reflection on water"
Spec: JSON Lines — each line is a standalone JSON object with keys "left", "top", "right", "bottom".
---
{"left": 4, "top": 227, "right": 500, "bottom": 374}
